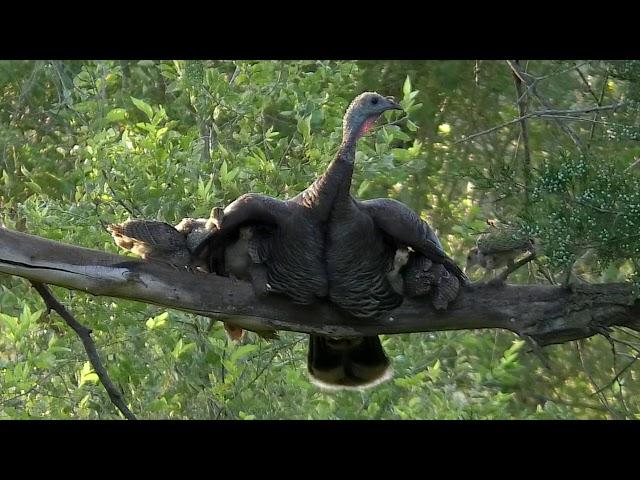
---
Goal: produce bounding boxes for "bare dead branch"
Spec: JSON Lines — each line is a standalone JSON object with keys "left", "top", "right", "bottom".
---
{"left": 453, "top": 103, "right": 623, "bottom": 145}
{"left": 507, "top": 61, "right": 587, "bottom": 154}
{"left": 1, "top": 228, "right": 639, "bottom": 350}
{"left": 29, "top": 281, "right": 137, "bottom": 420}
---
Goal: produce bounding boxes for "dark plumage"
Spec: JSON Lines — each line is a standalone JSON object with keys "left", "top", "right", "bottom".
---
{"left": 201, "top": 209, "right": 277, "bottom": 341}
{"left": 308, "top": 336, "right": 392, "bottom": 390}
{"left": 202, "top": 92, "right": 465, "bottom": 390}
{"left": 197, "top": 93, "right": 403, "bottom": 309}
{"left": 195, "top": 93, "right": 402, "bottom": 389}
{"left": 307, "top": 94, "right": 467, "bottom": 390}
{"left": 388, "top": 249, "right": 460, "bottom": 310}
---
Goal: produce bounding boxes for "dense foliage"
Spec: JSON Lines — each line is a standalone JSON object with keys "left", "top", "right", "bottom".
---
{"left": 1, "top": 60, "right": 639, "bottom": 419}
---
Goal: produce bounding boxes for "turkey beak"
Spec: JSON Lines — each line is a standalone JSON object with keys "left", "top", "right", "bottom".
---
{"left": 386, "top": 96, "right": 403, "bottom": 111}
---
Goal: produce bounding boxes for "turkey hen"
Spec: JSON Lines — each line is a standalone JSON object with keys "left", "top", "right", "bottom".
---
{"left": 200, "top": 92, "right": 466, "bottom": 390}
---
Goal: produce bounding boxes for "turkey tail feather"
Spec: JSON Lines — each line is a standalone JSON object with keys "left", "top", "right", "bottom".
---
{"left": 307, "top": 335, "right": 392, "bottom": 390}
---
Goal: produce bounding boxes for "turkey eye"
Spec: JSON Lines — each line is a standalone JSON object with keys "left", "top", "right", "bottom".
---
{"left": 371, "top": 97, "right": 379, "bottom": 105}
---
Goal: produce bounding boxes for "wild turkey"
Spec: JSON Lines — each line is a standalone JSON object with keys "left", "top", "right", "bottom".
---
{"left": 108, "top": 219, "right": 203, "bottom": 270}
{"left": 196, "top": 93, "right": 402, "bottom": 302}
{"left": 198, "top": 92, "right": 467, "bottom": 389}
{"left": 195, "top": 92, "right": 404, "bottom": 388}
{"left": 109, "top": 211, "right": 272, "bottom": 341}
{"left": 465, "top": 220, "right": 536, "bottom": 277}
{"left": 311, "top": 92, "right": 468, "bottom": 390}
{"left": 175, "top": 207, "right": 223, "bottom": 260}
{"left": 387, "top": 248, "right": 460, "bottom": 310}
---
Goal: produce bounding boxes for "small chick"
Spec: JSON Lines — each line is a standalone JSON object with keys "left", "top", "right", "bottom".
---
{"left": 387, "top": 248, "right": 461, "bottom": 310}
{"left": 176, "top": 207, "right": 223, "bottom": 252}
{"left": 175, "top": 207, "right": 223, "bottom": 270}
{"left": 108, "top": 219, "right": 193, "bottom": 268}
{"left": 202, "top": 208, "right": 276, "bottom": 342}
{"left": 465, "top": 221, "right": 537, "bottom": 277}
{"left": 224, "top": 227, "right": 254, "bottom": 281}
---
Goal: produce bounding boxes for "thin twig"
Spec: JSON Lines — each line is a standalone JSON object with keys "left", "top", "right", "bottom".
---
{"left": 507, "top": 61, "right": 588, "bottom": 155}
{"left": 592, "top": 351, "right": 640, "bottom": 397}
{"left": 608, "top": 335, "right": 640, "bottom": 355}
{"left": 511, "top": 60, "right": 532, "bottom": 208}
{"left": 576, "top": 340, "right": 617, "bottom": 417}
{"left": 453, "top": 104, "right": 623, "bottom": 145}
{"left": 575, "top": 67, "right": 601, "bottom": 104}
{"left": 536, "top": 61, "right": 590, "bottom": 82}
{"left": 533, "top": 259, "right": 556, "bottom": 285}
{"left": 228, "top": 64, "right": 240, "bottom": 86}
{"left": 591, "top": 70, "right": 610, "bottom": 148}
{"left": 625, "top": 157, "right": 640, "bottom": 172}
{"left": 0, "top": 371, "right": 57, "bottom": 406}
{"left": 100, "top": 169, "right": 142, "bottom": 217}
{"left": 30, "top": 281, "right": 137, "bottom": 420}
{"left": 495, "top": 252, "right": 537, "bottom": 283}
{"left": 595, "top": 327, "right": 630, "bottom": 414}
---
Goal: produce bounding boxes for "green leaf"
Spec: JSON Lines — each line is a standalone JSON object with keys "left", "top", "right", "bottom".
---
{"left": 106, "top": 108, "right": 128, "bottom": 123}
{"left": 0, "top": 313, "right": 19, "bottom": 340}
{"left": 407, "top": 120, "right": 418, "bottom": 132}
{"left": 26, "top": 181, "right": 43, "bottom": 194}
{"left": 229, "top": 343, "right": 258, "bottom": 364}
{"left": 220, "top": 159, "right": 228, "bottom": 179}
{"left": 131, "top": 96, "right": 153, "bottom": 121}
{"left": 427, "top": 359, "right": 441, "bottom": 382}
{"left": 156, "top": 127, "right": 169, "bottom": 140}
{"left": 34, "top": 351, "right": 56, "bottom": 369}
{"left": 146, "top": 311, "right": 169, "bottom": 330}
{"left": 393, "top": 130, "right": 412, "bottom": 142}
{"left": 297, "top": 114, "right": 312, "bottom": 141}
{"left": 391, "top": 148, "right": 411, "bottom": 161}
{"left": 403, "top": 75, "right": 412, "bottom": 97}
{"left": 79, "top": 362, "right": 99, "bottom": 386}
{"left": 357, "top": 180, "right": 371, "bottom": 197}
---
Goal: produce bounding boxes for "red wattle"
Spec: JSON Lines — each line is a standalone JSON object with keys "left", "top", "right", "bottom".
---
{"left": 356, "top": 115, "right": 380, "bottom": 139}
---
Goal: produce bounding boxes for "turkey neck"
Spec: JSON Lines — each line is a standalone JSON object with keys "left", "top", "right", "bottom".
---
{"left": 297, "top": 137, "right": 356, "bottom": 217}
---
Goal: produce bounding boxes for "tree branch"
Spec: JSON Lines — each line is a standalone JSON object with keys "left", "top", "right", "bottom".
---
{"left": 1, "top": 228, "right": 639, "bottom": 348}
{"left": 496, "top": 252, "right": 538, "bottom": 283}
{"left": 507, "top": 60, "right": 604, "bottom": 156}
{"left": 453, "top": 103, "right": 623, "bottom": 145}
{"left": 511, "top": 60, "right": 532, "bottom": 207}
{"left": 29, "top": 281, "right": 137, "bottom": 420}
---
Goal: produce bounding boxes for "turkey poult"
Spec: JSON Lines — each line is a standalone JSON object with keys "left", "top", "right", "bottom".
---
{"left": 108, "top": 208, "right": 223, "bottom": 270}
{"left": 465, "top": 221, "right": 536, "bottom": 276}
{"left": 387, "top": 249, "right": 460, "bottom": 310}
{"left": 108, "top": 219, "right": 200, "bottom": 269}
{"left": 202, "top": 92, "right": 467, "bottom": 390}
{"left": 108, "top": 213, "right": 238, "bottom": 341}
{"left": 204, "top": 209, "right": 277, "bottom": 341}
{"left": 174, "top": 207, "right": 223, "bottom": 258}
